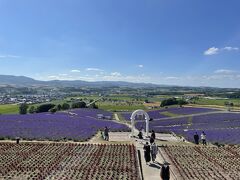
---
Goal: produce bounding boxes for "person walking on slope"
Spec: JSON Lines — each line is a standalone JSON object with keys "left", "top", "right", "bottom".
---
{"left": 160, "top": 161, "right": 170, "bottom": 180}
{"left": 194, "top": 132, "right": 199, "bottom": 145}
{"left": 104, "top": 126, "right": 109, "bottom": 141}
{"left": 143, "top": 142, "right": 151, "bottom": 165}
{"left": 201, "top": 131, "right": 207, "bottom": 145}
{"left": 150, "top": 142, "right": 158, "bottom": 163}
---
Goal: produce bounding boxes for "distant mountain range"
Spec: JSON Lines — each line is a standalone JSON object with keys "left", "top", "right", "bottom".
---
{"left": 0, "top": 75, "right": 164, "bottom": 88}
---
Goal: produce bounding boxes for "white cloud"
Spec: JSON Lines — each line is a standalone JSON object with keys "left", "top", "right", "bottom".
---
{"left": 102, "top": 74, "right": 150, "bottom": 82}
{"left": 204, "top": 46, "right": 239, "bottom": 56}
{"left": 48, "top": 75, "right": 59, "bottom": 79}
{"left": 86, "top": 68, "right": 104, "bottom": 71}
{"left": 110, "top": 72, "right": 121, "bottom": 76}
{"left": 138, "top": 64, "right": 144, "bottom": 68}
{"left": 59, "top": 73, "right": 68, "bottom": 76}
{"left": 165, "top": 76, "right": 179, "bottom": 80}
{"left": 214, "top": 69, "right": 236, "bottom": 74}
{"left": 36, "top": 71, "right": 240, "bottom": 88}
{"left": 0, "top": 54, "right": 20, "bottom": 58}
{"left": 71, "top": 70, "right": 80, "bottom": 73}
{"left": 204, "top": 47, "right": 219, "bottom": 55}
{"left": 223, "top": 47, "right": 239, "bottom": 51}
{"left": 47, "top": 74, "right": 75, "bottom": 80}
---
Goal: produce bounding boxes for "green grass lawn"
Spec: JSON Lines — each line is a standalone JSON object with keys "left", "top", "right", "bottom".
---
{"left": 0, "top": 99, "right": 69, "bottom": 115}
{"left": 194, "top": 98, "right": 240, "bottom": 107}
{"left": 0, "top": 104, "right": 19, "bottom": 114}
{"left": 66, "top": 95, "right": 101, "bottom": 101}
{"left": 160, "top": 111, "right": 181, "bottom": 117}
{"left": 115, "top": 113, "right": 126, "bottom": 122}
{"left": 97, "top": 102, "right": 146, "bottom": 111}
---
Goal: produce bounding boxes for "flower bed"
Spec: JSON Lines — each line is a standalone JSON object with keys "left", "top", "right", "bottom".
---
{"left": 163, "top": 145, "right": 240, "bottom": 179}
{"left": 0, "top": 143, "right": 140, "bottom": 180}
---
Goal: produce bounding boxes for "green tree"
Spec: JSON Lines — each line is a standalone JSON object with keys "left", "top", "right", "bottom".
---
{"left": 57, "top": 104, "right": 62, "bottom": 111}
{"left": 49, "top": 107, "right": 57, "bottom": 114}
{"left": 19, "top": 103, "right": 28, "bottom": 114}
{"left": 72, "top": 101, "right": 86, "bottom": 109}
{"left": 28, "top": 106, "right": 36, "bottom": 114}
{"left": 160, "top": 98, "right": 178, "bottom": 107}
{"left": 36, "top": 103, "right": 55, "bottom": 113}
{"left": 178, "top": 99, "right": 188, "bottom": 106}
{"left": 62, "top": 103, "right": 70, "bottom": 110}
{"left": 89, "top": 103, "right": 98, "bottom": 109}
{"left": 144, "top": 99, "right": 149, "bottom": 103}
{"left": 224, "top": 101, "right": 229, "bottom": 106}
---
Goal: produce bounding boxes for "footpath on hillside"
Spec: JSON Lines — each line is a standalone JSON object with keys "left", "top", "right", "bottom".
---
{"left": 107, "top": 131, "right": 183, "bottom": 180}
{"left": 111, "top": 113, "right": 183, "bottom": 180}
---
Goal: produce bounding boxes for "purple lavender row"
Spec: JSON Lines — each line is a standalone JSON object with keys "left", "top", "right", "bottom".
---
{"left": 0, "top": 109, "right": 129, "bottom": 141}
{"left": 134, "top": 112, "right": 240, "bottom": 145}
{"left": 121, "top": 107, "right": 220, "bottom": 120}
{"left": 166, "top": 107, "right": 219, "bottom": 115}
{"left": 178, "top": 129, "right": 240, "bottom": 145}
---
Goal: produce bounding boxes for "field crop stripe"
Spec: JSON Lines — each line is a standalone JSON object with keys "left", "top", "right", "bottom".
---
{"left": 2, "top": 144, "right": 44, "bottom": 175}
{"left": 0, "top": 143, "right": 15, "bottom": 153}
{"left": 158, "top": 147, "right": 178, "bottom": 180}
{"left": 147, "top": 110, "right": 230, "bottom": 121}
{"left": 35, "top": 144, "right": 75, "bottom": 179}
{"left": 225, "top": 147, "right": 240, "bottom": 158}
{"left": 164, "top": 146, "right": 188, "bottom": 179}
{"left": 193, "top": 146, "right": 230, "bottom": 178}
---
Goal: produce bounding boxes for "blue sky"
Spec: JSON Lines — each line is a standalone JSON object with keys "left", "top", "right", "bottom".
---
{"left": 0, "top": 0, "right": 240, "bottom": 87}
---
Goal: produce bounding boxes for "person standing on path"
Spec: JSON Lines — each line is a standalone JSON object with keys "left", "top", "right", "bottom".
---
{"left": 150, "top": 136, "right": 155, "bottom": 144}
{"left": 104, "top": 126, "right": 109, "bottom": 141}
{"left": 100, "top": 130, "right": 104, "bottom": 140}
{"left": 201, "top": 131, "right": 207, "bottom": 145}
{"left": 194, "top": 132, "right": 199, "bottom": 145}
{"left": 151, "top": 130, "right": 156, "bottom": 140}
{"left": 143, "top": 142, "right": 151, "bottom": 165}
{"left": 138, "top": 131, "right": 143, "bottom": 139}
{"left": 150, "top": 142, "right": 158, "bottom": 163}
{"left": 160, "top": 161, "right": 170, "bottom": 180}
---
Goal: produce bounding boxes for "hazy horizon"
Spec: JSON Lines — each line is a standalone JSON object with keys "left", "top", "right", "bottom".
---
{"left": 0, "top": 0, "right": 240, "bottom": 88}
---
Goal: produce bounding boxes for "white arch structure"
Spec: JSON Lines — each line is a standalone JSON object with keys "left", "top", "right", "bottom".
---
{"left": 130, "top": 109, "right": 150, "bottom": 137}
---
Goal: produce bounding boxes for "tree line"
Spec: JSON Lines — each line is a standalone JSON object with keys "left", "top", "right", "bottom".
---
{"left": 160, "top": 98, "right": 188, "bottom": 107}
{"left": 19, "top": 101, "right": 98, "bottom": 114}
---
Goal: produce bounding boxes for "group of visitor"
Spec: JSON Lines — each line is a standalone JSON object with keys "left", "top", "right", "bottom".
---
{"left": 142, "top": 130, "right": 170, "bottom": 180}
{"left": 194, "top": 131, "right": 207, "bottom": 145}
{"left": 143, "top": 130, "right": 158, "bottom": 164}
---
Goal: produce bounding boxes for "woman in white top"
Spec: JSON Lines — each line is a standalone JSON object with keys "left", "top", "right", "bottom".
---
{"left": 201, "top": 131, "right": 207, "bottom": 145}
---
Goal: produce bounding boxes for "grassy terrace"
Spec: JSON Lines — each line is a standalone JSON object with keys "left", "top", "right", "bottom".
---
{"left": 0, "top": 99, "right": 69, "bottom": 115}
{"left": 0, "top": 104, "right": 19, "bottom": 114}
{"left": 160, "top": 111, "right": 180, "bottom": 117}
{"left": 193, "top": 98, "right": 240, "bottom": 106}
{"left": 97, "top": 103, "right": 146, "bottom": 111}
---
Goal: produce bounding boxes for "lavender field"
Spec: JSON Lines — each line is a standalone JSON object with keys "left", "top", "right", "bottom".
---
{"left": 134, "top": 112, "right": 240, "bottom": 145}
{"left": 0, "top": 108, "right": 130, "bottom": 141}
{"left": 122, "top": 107, "right": 220, "bottom": 120}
